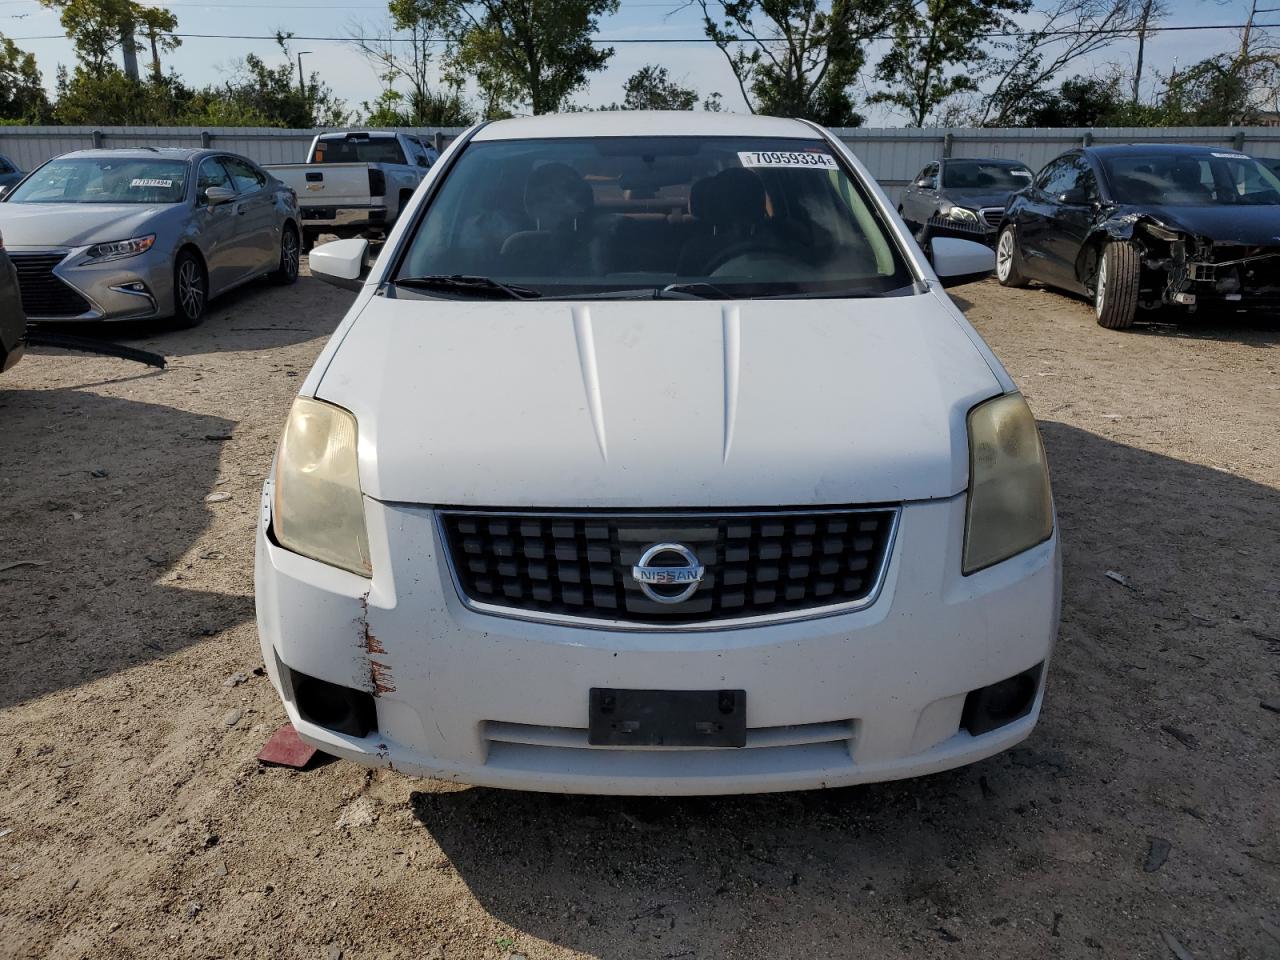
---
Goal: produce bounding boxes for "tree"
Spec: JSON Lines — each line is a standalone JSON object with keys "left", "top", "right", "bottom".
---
{"left": 1129, "top": 0, "right": 1166, "bottom": 104}
{"left": 184, "top": 47, "right": 352, "bottom": 127}
{"left": 392, "top": 0, "right": 619, "bottom": 116}
{"left": 616, "top": 65, "right": 698, "bottom": 110}
{"left": 349, "top": 17, "right": 476, "bottom": 125}
{"left": 40, "top": 0, "right": 180, "bottom": 78}
{"left": 53, "top": 65, "right": 190, "bottom": 124}
{"left": 978, "top": 0, "right": 1147, "bottom": 125}
{"left": 0, "top": 35, "right": 47, "bottom": 122}
{"left": 871, "top": 0, "right": 1030, "bottom": 126}
{"left": 694, "top": 0, "right": 892, "bottom": 125}
{"left": 1012, "top": 72, "right": 1129, "bottom": 125}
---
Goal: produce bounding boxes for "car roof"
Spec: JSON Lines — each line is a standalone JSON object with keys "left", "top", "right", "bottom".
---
{"left": 57, "top": 147, "right": 208, "bottom": 162}
{"left": 1086, "top": 143, "right": 1247, "bottom": 157}
{"left": 473, "top": 111, "right": 821, "bottom": 142}
{"left": 942, "top": 157, "right": 1030, "bottom": 165}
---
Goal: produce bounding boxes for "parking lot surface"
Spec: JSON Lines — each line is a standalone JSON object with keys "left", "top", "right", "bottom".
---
{"left": 1, "top": 270, "right": 1277, "bottom": 959}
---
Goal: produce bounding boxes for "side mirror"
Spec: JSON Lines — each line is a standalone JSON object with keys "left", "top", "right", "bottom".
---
{"left": 205, "top": 186, "right": 236, "bottom": 205}
{"left": 417, "top": 157, "right": 430, "bottom": 168}
{"left": 309, "top": 238, "right": 370, "bottom": 292}
{"left": 1057, "top": 187, "right": 1091, "bottom": 205}
{"left": 930, "top": 237, "right": 995, "bottom": 288}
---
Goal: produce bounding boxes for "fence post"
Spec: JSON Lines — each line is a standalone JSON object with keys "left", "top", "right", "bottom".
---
{"left": 1233, "top": 130, "right": 1245, "bottom": 151}
{"left": 942, "top": 132, "right": 954, "bottom": 159}
{"left": 91, "top": 129, "right": 103, "bottom": 149}
{"left": 1082, "top": 130, "right": 1094, "bottom": 147}
{"left": 201, "top": 131, "right": 212, "bottom": 148}
{"left": 433, "top": 132, "right": 445, "bottom": 153}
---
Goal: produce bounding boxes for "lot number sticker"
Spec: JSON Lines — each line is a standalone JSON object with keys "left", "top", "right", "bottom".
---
{"left": 130, "top": 178, "right": 173, "bottom": 188}
{"left": 738, "top": 151, "right": 838, "bottom": 170}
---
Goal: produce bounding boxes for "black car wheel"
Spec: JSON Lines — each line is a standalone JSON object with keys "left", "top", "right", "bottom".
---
{"left": 1094, "top": 241, "right": 1140, "bottom": 330}
{"left": 272, "top": 227, "right": 300, "bottom": 285}
{"left": 995, "top": 225, "right": 1029, "bottom": 287}
{"left": 171, "top": 251, "right": 208, "bottom": 328}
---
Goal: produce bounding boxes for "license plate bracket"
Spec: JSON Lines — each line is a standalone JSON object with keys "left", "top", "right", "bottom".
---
{"left": 588, "top": 688, "right": 746, "bottom": 747}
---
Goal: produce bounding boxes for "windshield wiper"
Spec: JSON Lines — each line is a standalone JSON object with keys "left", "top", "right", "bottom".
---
{"left": 391, "top": 275, "right": 543, "bottom": 300}
{"left": 541, "top": 282, "right": 736, "bottom": 301}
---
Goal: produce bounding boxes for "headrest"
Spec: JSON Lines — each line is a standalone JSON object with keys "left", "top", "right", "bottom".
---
{"left": 525, "top": 163, "right": 593, "bottom": 230}
{"left": 700, "top": 168, "right": 767, "bottom": 227}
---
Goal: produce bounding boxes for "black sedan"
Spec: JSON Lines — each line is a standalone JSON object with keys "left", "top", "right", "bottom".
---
{"left": 898, "top": 157, "right": 1034, "bottom": 245}
{"left": 1, "top": 228, "right": 25, "bottom": 373}
{"left": 996, "top": 144, "right": 1280, "bottom": 328}
{"left": 0, "top": 154, "right": 23, "bottom": 194}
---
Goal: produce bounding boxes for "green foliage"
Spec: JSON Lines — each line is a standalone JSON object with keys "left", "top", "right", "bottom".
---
{"left": 183, "top": 47, "right": 351, "bottom": 128}
{"left": 53, "top": 65, "right": 190, "bottom": 124}
{"left": 871, "top": 0, "right": 1030, "bottom": 126}
{"left": 391, "top": 0, "right": 619, "bottom": 115}
{"left": 40, "top": 0, "right": 179, "bottom": 78}
{"left": 603, "top": 65, "right": 699, "bottom": 110}
{"left": 0, "top": 35, "right": 47, "bottom": 122}
{"left": 360, "top": 86, "right": 476, "bottom": 126}
{"left": 697, "top": 0, "right": 891, "bottom": 125}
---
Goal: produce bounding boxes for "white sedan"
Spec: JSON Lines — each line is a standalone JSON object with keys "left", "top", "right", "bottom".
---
{"left": 256, "top": 111, "right": 1060, "bottom": 795}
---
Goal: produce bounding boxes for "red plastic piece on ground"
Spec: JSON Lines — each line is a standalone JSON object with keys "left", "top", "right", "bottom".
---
{"left": 256, "top": 723, "right": 318, "bottom": 768}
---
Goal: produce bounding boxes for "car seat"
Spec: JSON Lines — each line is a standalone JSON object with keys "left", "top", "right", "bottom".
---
{"left": 499, "top": 163, "right": 600, "bottom": 276}
{"left": 675, "top": 168, "right": 771, "bottom": 276}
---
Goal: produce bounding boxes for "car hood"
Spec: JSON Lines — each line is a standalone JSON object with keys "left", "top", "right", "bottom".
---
{"left": 942, "top": 189, "right": 1019, "bottom": 210}
{"left": 0, "top": 203, "right": 172, "bottom": 248}
{"left": 315, "top": 293, "right": 1003, "bottom": 508}
{"left": 1114, "top": 203, "right": 1280, "bottom": 246}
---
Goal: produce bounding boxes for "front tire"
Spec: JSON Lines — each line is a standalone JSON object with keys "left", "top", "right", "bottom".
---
{"left": 995, "top": 225, "right": 1029, "bottom": 287}
{"left": 272, "top": 226, "right": 300, "bottom": 285}
{"left": 1094, "top": 241, "right": 1141, "bottom": 329}
{"left": 171, "top": 251, "right": 207, "bottom": 328}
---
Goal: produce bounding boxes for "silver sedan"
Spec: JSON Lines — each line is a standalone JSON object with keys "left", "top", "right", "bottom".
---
{"left": 0, "top": 148, "right": 301, "bottom": 326}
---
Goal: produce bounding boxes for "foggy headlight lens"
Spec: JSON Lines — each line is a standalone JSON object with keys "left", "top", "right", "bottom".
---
{"left": 272, "top": 397, "right": 371, "bottom": 576}
{"left": 84, "top": 234, "right": 156, "bottom": 262}
{"left": 963, "top": 393, "right": 1053, "bottom": 574}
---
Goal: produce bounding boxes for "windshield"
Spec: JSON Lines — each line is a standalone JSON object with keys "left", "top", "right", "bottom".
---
{"left": 1101, "top": 152, "right": 1280, "bottom": 205}
{"left": 942, "top": 160, "right": 1033, "bottom": 190}
{"left": 393, "top": 136, "right": 913, "bottom": 299}
{"left": 6, "top": 158, "right": 188, "bottom": 204}
{"left": 313, "top": 137, "right": 406, "bottom": 165}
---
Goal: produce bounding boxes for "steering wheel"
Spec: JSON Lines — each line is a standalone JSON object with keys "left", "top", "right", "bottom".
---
{"left": 700, "top": 240, "right": 810, "bottom": 277}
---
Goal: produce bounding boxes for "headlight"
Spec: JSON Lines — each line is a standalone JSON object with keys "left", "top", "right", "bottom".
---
{"left": 272, "top": 397, "right": 371, "bottom": 576}
{"left": 963, "top": 393, "right": 1053, "bottom": 574}
{"left": 84, "top": 234, "right": 156, "bottom": 263}
{"left": 942, "top": 204, "right": 978, "bottom": 223}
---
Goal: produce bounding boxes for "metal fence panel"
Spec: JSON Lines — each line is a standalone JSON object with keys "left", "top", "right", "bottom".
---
{"left": 2, "top": 123, "right": 1280, "bottom": 200}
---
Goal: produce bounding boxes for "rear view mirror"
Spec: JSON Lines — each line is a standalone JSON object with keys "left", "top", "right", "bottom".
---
{"left": 930, "top": 237, "right": 995, "bottom": 288}
{"left": 309, "top": 238, "right": 370, "bottom": 292}
{"left": 205, "top": 186, "right": 236, "bottom": 205}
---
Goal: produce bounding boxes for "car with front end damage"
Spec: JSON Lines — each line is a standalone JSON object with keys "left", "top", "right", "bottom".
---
{"left": 1, "top": 228, "right": 26, "bottom": 372}
{"left": 256, "top": 111, "right": 1060, "bottom": 796}
{"left": 996, "top": 143, "right": 1280, "bottom": 328}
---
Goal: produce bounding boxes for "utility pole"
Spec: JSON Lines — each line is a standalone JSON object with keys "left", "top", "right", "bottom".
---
{"left": 1132, "top": 0, "right": 1157, "bottom": 105}
{"left": 121, "top": 21, "right": 140, "bottom": 81}
{"left": 297, "top": 50, "right": 312, "bottom": 100}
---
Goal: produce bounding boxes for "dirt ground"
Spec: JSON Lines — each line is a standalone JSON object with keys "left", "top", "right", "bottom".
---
{"left": 1, "top": 269, "right": 1277, "bottom": 960}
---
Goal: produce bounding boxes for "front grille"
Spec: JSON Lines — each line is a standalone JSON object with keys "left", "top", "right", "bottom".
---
{"left": 440, "top": 508, "right": 898, "bottom": 627}
{"left": 9, "top": 252, "right": 92, "bottom": 318}
{"left": 980, "top": 207, "right": 1003, "bottom": 228}
{"left": 928, "top": 214, "right": 986, "bottom": 235}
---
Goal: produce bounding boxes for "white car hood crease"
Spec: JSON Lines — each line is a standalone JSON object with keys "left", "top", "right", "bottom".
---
{"left": 317, "top": 295, "right": 1003, "bottom": 508}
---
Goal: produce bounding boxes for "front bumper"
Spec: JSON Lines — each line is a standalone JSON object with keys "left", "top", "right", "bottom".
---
{"left": 925, "top": 216, "right": 1000, "bottom": 246}
{"left": 255, "top": 490, "right": 1061, "bottom": 795}
{"left": 9, "top": 246, "right": 173, "bottom": 322}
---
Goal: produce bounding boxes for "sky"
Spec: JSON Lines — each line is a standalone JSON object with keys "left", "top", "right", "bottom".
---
{"left": 0, "top": 0, "right": 1266, "bottom": 125}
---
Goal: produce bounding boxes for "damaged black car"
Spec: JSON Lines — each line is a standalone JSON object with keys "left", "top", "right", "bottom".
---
{"left": 996, "top": 144, "right": 1280, "bottom": 329}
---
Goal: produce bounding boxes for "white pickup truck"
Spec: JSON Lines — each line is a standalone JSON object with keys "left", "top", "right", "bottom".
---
{"left": 267, "top": 131, "right": 439, "bottom": 249}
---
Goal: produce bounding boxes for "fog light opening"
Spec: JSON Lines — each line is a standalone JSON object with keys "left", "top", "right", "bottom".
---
{"left": 961, "top": 662, "right": 1043, "bottom": 737}
{"left": 291, "top": 669, "right": 378, "bottom": 738}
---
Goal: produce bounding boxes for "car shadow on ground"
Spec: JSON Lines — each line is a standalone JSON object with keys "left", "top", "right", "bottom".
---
{"left": 26, "top": 270, "right": 355, "bottom": 361}
{"left": 406, "top": 421, "right": 1280, "bottom": 958}
{"left": 0, "top": 386, "right": 254, "bottom": 710}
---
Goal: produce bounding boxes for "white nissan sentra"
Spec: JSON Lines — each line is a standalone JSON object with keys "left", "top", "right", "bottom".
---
{"left": 255, "top": 112, "right": 1060, "bottom": 795}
